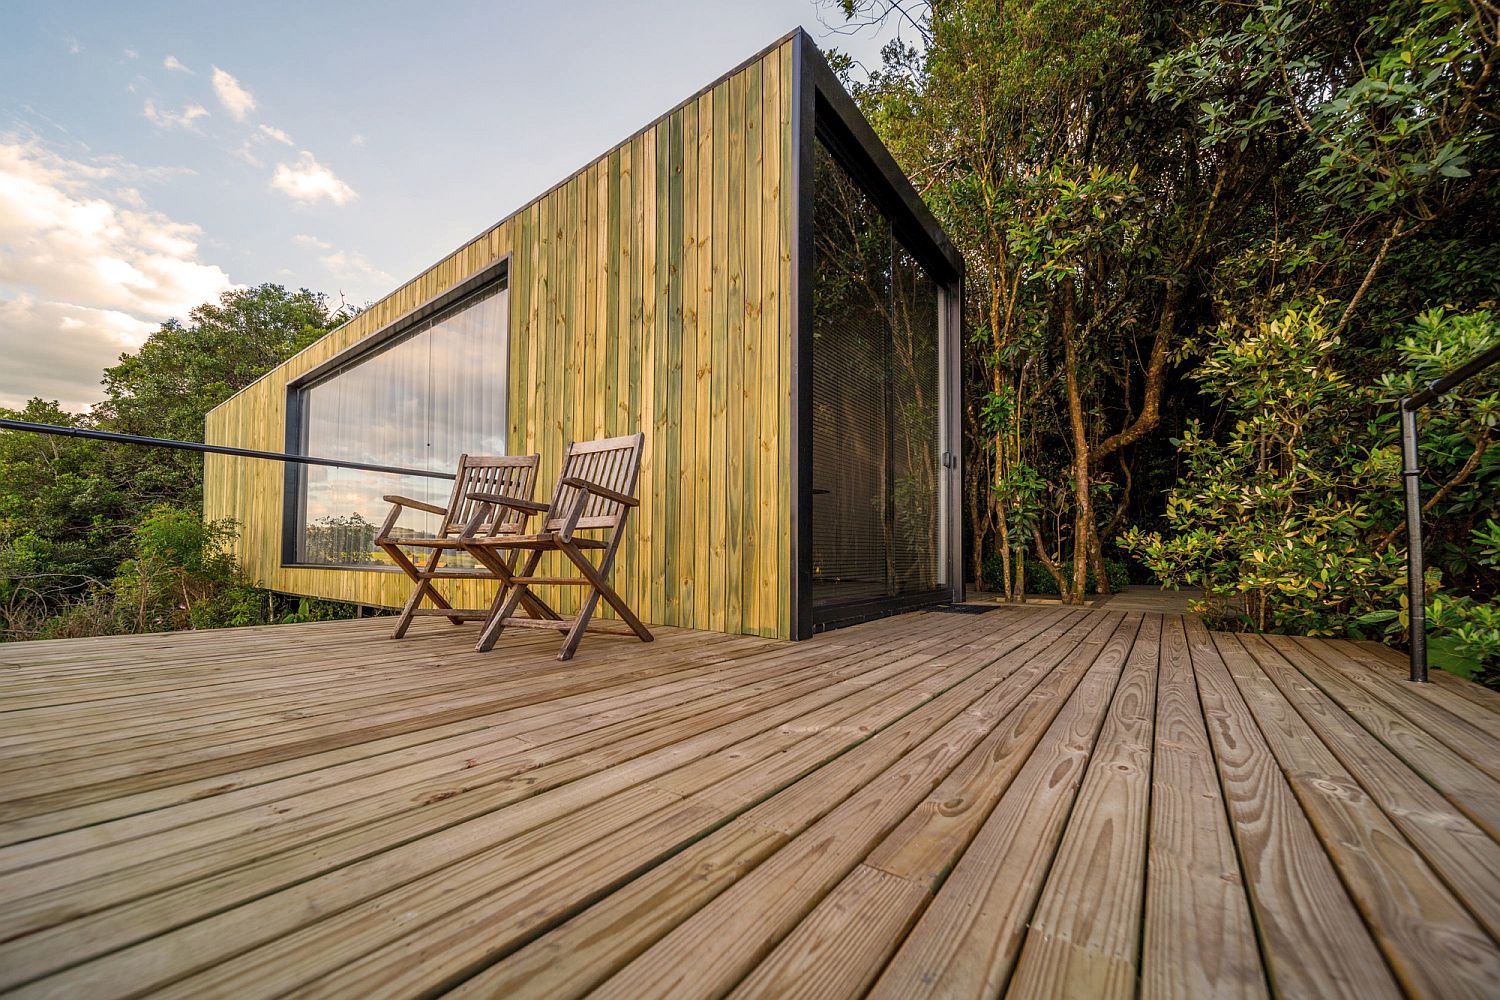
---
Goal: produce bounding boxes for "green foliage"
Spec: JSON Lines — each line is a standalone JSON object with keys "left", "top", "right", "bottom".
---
{"left": 275, "top": 596, "right": 366, "bottom": 625}
{"left": 1121, "top": 305, "right": 1497, "bottom": 656}
{"left": 110, "top": 506, "right": 242, "bottom": 634}
{"left": 301, "top": 513, "right": 380, "bottom": 565}
{"left": 94, "top": 284, "right": 350, "bottom": 507}
{"left": 836, "top": 0, "right": 1497, "bottom": 663}
{"left": 1, "top": 284, "right": 353, "bottom": 641}
{"left": 983, "top": 553, "right": 1129, "bottom": 597}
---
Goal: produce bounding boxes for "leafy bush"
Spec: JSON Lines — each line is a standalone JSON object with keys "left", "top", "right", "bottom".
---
{"left": 1121, "top": 304, "right": 1497, "bottom": 651}
{"left": 110, "top": 506, "right": 242, "bottom": 633}
{"left": 2, "top": 505, "right": 366, "bottom": 640}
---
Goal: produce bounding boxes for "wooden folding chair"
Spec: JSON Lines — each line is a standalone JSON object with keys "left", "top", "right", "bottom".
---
{"left": 375, "top": 453, "right": 541, "bottom": 639}
{"left": 461, "top": 432, "right": 653, "bottom": 660}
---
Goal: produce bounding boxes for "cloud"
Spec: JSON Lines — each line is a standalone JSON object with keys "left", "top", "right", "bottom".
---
{"left": 0, "top": 138, "right": 234, "bottom": 410}
{"left": 64, "top": 36, "right": 81, "bottom": 56}
{"left": 320, "top": 249, "right": 390, "bottom": 284}
{"left": 292, "top": 233, "right": 388, "bottom": 285}
{"left": 0, "top": 297, "right": 156, "bottom": 411}
{"left": 142, "top": 99, "right": 209, "bottom": 131}
{"left": 270, "top": 151, "right": 356, "bottom": 205}
{"left": 350, "top": 133, "right": 367, "bottom": 147}
{"left": 163, "top": 54, "right": 190, "bottom": 73}
{"left": 258, "top": 124, "right": 293, "bottom": 145}
{"left": 210, "top": 67, "right": 256, "bottom": 122}
{"left": 124, "top": 49, "right": 139, "bottom": 60}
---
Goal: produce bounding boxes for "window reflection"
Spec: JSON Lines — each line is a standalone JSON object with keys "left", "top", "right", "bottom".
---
{"left": 811, "top": 137, "right": 942, "bottom": 608}
{"left": 292, "top": 285, "right": 508, "bottom": 567}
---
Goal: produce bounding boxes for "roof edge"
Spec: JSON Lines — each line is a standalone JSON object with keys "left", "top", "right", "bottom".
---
{"left": 209, "top": 26, "right": 808, "bottom": 418}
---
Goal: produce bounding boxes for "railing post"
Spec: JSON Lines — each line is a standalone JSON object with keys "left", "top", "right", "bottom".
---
{"left": 1400, "top": 399, "right": 1428, "bottom": 683}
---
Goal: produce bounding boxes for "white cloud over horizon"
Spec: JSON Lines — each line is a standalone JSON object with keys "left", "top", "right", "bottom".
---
{"left": 271, "top": 151, "right": 356, "bottom": 205}
{"left": 210, "top": 66, "right": 256, "bottom": 121}
{"left": 320, "top": 248, "right": 389, "bottom": 285}
{"left": 0, "top": 137, "right": 234, "bottom": 411}
{"left": 163, "top": 54, "right": 190, "bottom": 73}
{"left": 142, "top": 99, "right": 208, "bottom": 131}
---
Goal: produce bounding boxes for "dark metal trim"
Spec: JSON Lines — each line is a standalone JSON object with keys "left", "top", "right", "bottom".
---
{"left": 791, "top": 35, "right": 966, "bottom": 637}
{"left": 812, "top": 587, "right": 952, "bottom": 632}
{"left": 1406, "top": 341, "right": 1500, "bottom": 410}
{"left": 281, "top": 390, "right": 306, "bottom": 565}
{"left": 1400, "top": 402, "right": 1427, "bottom": 683}
{"left": 1397, "top": 338, "right": 1500, "bottom": 683}
{"left": 801, "top": 42, "right": 963, "bottom": 283}
{"left": 290, "top": 256, "right": 510, "bottom": 389}
{"left": 790, "top": 30, "right": 817, "bottom": 642}
{"left": 282, "top": 257, "right": 510, "bottom": 571}
{"left": 944, "top": 280, "right": 966, "bottom": 602}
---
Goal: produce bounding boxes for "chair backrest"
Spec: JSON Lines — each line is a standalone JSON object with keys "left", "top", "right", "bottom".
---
{"left": 443, "top": 454, "right": 540, "bottom": 536}
{"left": 543, "top": 433, "right": 645, "bottom": 534}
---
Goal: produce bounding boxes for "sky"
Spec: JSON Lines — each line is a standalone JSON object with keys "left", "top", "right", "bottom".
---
{"left": 0, "top": 0, "right": 914, "bottom": 412}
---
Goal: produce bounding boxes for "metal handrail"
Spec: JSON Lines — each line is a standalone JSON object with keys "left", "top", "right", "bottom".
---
{"left": 1399, "top": 340, "right": 1500, "bottom": 683}
{"left": 0, "top": 419, "right": 455, "bottom": 481}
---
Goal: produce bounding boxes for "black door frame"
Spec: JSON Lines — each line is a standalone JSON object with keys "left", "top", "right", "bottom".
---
{"left": 788, "top": 31, "right": 965, "bottom": 639}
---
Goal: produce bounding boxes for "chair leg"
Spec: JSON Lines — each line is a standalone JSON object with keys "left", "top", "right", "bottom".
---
{"left": 476, "top": 549, "right": 543, "bottom": 652}
{"left": 558, "top": 587, "right": 601, "bottom": 662}
{"left": 478, "top": 550, "right": 517, "bottom": 621}
{"left": 384, "top": 543, "right": 462, "bottom": 638}
{"left": 392, "top": 574, "right": 427, "bottom": 639}
{"left": 559, "top": 542, "right": 653, "bottom": 643}
{"left": 468, "top": 543, "right": 561, "bottom": 622}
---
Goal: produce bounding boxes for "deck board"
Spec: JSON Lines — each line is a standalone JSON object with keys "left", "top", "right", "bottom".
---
{"left": 2, "top": 606, "right": 1499, "bottom": 998}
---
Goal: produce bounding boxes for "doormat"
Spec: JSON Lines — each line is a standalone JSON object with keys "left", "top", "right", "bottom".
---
{"left": 932, "top": 604, "right": 1001, "bottom": 615}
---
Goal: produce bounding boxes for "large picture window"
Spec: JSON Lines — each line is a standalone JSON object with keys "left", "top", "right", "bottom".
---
{"left": 287, "top": 278, "right": 508, "bottom": 566}
{"left": 810, "top": 135, "right": 944, "bottom": 613}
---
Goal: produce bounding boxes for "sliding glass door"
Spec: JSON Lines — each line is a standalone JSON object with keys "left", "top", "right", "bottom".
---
{"left": 810, "top": 136, "right": 945, "bottom": 617}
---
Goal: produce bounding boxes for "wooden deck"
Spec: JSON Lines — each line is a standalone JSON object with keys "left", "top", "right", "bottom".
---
{"left": 2, "top": 606, "right": 1499, "bottom": 998}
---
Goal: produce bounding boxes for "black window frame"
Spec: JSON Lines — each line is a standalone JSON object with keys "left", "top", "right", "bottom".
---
{"left": 280, "top": 255, "right": 510, "bottom": 569}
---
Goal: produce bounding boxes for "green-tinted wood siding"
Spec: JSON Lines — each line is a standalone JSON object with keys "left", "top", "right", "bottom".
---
{"left": 204, "top": 39, "right": 794, "bottom": 638}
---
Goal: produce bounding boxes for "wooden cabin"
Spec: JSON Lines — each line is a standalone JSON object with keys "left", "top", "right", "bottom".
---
{"left": 204, "top": 28, "right": 964, "bottom": 640}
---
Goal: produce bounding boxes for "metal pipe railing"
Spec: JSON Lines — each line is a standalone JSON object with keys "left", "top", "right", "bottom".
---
{"left": 1398, "top": 339, "right": 1500, "bottom": 683}
{"left": 0, "top": 419, "right": 455, "bottom": 481}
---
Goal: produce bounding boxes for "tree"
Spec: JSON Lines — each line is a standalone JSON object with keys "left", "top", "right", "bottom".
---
{"left": 829, "top": 0, "right": 1498, "bottom": 621}
{"left": 92, "top": 283, "right": 350, "bottom": 508}
{"left": 1, "top": 284, "right": 353, "bottom": 639}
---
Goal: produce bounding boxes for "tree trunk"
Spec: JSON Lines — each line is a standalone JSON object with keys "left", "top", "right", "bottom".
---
{"left": 1031, "top": 525, "right": 1070, "bottom": 599}
{"left": 1089, "top": 285, "right": 1183, "bottom": 464}
{"left": 1061, "top": 277, "right": 1094, "bottom": 605}
{"left": 1088, "top": 516, "right": 1112, "bottom": 596}
{"left": 1014, "top": 541, "right": 1026, "bottom": 602}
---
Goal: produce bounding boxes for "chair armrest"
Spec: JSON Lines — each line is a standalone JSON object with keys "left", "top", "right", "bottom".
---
{"left": 461, "top": 491, "right": 544, "bottom": 542}
{"left": 467, "top": 492, "right": 549, "bottom": 512}
{"left": 381, "top": 495, "right": 448, "bottom": 516}
{"left": 558, "top": 477, "right": 639, "bottom": 507}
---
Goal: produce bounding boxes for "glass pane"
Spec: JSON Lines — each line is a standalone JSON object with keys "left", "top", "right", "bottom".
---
{"left": 293, "top": 284, "right": 508, "bottom": 566}
{"left": 811, "top": 137, "right": 942, "bottom": 610}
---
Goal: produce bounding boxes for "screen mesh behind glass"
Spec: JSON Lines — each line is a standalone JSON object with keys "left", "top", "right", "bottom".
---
{"left": 811, "top": 137, "right": 942, "bottom": 609}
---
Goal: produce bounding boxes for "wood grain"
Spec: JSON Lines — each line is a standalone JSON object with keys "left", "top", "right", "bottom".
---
{"left": 5, "top": 605, "right": 1500, "bottom": 997}
{"left": 203, "top": 40, "right": 794, "bottom": 638}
